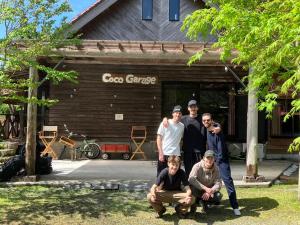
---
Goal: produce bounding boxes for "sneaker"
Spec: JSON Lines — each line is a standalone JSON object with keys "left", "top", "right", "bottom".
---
{"left": 155, "top": 207, "right": 166, "bottom": 218}
{"left": 175, "top": 204, "right": 188, "bottom": 219}
{"left": 233, "top": 208, "right": 241, "bottom": 216}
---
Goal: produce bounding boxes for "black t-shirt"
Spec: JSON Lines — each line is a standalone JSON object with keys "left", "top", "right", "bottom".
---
{"left": 181, "top": 115, "right": 207, "bottom": 154}
{"left": 156, "top": 168, "right": 189, "bottom": 191}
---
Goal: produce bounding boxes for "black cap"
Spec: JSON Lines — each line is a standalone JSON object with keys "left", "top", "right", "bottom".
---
{"left": 204, "top": 150, "right": 215, "bottom": 158}
{"left": 172, "top": 105, "right": 182, "bottom": 113}
{"left": 188, "top": 100, "right": 197, "bottom": 107}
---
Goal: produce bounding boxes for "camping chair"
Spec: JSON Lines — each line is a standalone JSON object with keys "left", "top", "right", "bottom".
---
{"left": 130, "top": 126, "right": 147, "bottom": 160}
{"left": 38, "top": 126, "right": 58, "bottom": 159}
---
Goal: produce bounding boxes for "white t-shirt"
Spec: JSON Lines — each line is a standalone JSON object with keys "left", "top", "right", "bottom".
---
{"left": 157, "top": 119, "right": 184, "bottom": 156}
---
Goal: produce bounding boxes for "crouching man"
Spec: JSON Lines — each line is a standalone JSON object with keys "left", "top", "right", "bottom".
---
{"left": 188, "top": 150, "right": 222, "bottom": 213}
{"left": 147, "top": 155, "right": 195, "bottom": 218}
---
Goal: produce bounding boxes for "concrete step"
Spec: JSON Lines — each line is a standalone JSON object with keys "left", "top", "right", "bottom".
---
{"left": 0, "top": 148, "right": 16, "bottom": 157}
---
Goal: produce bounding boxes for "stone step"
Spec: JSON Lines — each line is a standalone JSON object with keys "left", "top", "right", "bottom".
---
{"left": 0, "top": 141, "right": 18, "bottom": 150}
{"left": 0, "top": 156, "right": 14, "bottom": 164}
{"left": 0, "top": 148, "right": 17, "bottom": 157}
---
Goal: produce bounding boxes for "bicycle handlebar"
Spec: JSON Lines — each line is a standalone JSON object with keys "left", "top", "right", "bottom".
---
{"left": 63, "top": 124, "right": 87, "bottom": 139}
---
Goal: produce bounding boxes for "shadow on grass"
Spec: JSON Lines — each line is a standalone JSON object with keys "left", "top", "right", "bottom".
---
{"left": 0, "top": 187, "right": 148, "bottom": 224}
{"left": 0, "top": 187, "right": 280, "bottom": 225}
{"left": 161, "top": 197, "right": 279, "bottom": 224}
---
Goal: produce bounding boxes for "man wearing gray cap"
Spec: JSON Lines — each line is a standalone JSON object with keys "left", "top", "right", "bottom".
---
{"left": 156, "top": 105, "right": 184, "bottom": 176}
{"left": 188, "top": 150, "right": 222, "bottom": 213}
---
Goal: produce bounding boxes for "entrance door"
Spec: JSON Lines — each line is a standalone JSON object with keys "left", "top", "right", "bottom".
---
{"left": 162, "top": 82, "right": 230, "bottom": 135}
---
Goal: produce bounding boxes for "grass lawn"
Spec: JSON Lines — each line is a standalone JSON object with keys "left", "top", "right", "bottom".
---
{"left": 0, "top": 184, "right": 299, "bottom": 225}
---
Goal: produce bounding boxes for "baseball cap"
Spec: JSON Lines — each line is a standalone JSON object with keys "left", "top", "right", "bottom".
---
{"left": 172, "top": 105, "right": 182, "bottom": 113}
{"left": 188, "top": 100, "right": 197, "bottom": 107}
{"left": 204, "top": 150, "right": 215, "bottom": 158}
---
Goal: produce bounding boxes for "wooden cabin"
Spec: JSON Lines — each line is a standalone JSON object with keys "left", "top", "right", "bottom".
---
{"left": 39, "top": 0, "right": 296, "bottom": 159}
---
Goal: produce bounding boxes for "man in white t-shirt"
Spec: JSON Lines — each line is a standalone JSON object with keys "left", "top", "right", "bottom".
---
{"left": 156, "top": 105, "right": 184, "bottom": 176}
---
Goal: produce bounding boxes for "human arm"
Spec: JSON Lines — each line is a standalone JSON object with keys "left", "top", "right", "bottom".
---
{"left": 156, "top": 134, "right": 164, "bottom": 162}
{"left": 183, "top": 185, "right": 193, "bottom": 205}
{"left": 211, "top": 168, "right": 222, "bottom": 193}
{"left": 211, "top": 122, "right": 221, "bottom": 134}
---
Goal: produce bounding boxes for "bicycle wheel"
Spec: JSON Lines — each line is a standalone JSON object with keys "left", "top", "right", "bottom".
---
{"left": 84, "top": 143, "right": 101, "bottom": 159}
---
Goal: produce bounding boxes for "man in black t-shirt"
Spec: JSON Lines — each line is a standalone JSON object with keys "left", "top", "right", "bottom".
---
{"left": 147, "top": 156, "right": 194, "bottom": 218}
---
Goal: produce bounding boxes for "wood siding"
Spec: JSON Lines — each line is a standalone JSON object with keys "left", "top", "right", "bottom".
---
{"left": 48, "top": 64, "right": 245, "bottom": 142}
{"left": 79, "top": 0, "right": 214, "bottom": 42}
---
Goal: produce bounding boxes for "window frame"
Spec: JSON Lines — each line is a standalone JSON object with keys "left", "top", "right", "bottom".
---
{"left": 169, "top": 0, "right": 180, "bottom": 21}
{"left": 142, "top": 0, "right": 153, "bottom": 21}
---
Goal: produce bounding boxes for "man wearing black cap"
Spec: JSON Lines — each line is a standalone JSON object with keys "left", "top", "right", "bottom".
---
{"left": 156, "top": 105, "right": 184, "bottom": 176}
{"left": 163, "top": 100, "right": 221, "bottom": 177}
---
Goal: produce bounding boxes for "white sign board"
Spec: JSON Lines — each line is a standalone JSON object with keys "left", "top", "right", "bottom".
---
{"left": 115, "top": 114, "right": 124, "bottom": 120}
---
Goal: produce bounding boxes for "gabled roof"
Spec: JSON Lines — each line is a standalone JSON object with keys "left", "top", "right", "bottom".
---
{"left": 70, "top": 0, "right": 206, "bottom": 33}
{"left": 71, "top": 0, "right": 120, "bottom": 33}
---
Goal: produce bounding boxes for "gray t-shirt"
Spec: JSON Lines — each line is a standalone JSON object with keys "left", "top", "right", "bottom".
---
{"left": 157, "top": 119, "right": 184, "bottom": 156}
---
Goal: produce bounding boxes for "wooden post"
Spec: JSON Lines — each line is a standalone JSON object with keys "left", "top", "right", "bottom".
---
{"left": 25, "top": 66, "right": 38, "bottom": 176}
{"left": 246, "top": 77, "right": 258, "bottom": 179}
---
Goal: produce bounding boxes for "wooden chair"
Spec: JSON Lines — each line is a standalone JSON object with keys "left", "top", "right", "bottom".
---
{"left": 38, "top": 126, "right": 58, "bottom": 159}
{"left": 130, "top": 126, "right": 147, "bottom": 160}
{"left": 59, "top": 136, "right": 76, "bottom": 160}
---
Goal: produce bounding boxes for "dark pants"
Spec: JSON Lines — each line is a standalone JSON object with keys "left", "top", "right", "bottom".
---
{"left": 191, "top": 186, "right": 222, "bottom": 205}
{"left": 183, "top": 152, "right": 202, "bottom": 177}
{"left": 218, "top": 160, "right": 239, "bottom": 209}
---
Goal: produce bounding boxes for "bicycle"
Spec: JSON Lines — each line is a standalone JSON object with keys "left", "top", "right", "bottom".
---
{"left": 59, "top": 124, "right": 101, "bottom": 159}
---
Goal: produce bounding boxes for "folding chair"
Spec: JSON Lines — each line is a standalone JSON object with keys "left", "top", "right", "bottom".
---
{"left": 39, "top": 126, "right": 58, "bottom": 159}
{"left": 130, "top": 126, "right": 147, "bottom": 160}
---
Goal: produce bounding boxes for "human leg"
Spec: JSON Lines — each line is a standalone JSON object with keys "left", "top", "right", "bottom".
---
{"left": 219, "top": 162, "right": 239, "bottom": 209}
{"left": 183, "top": 152, "right": 201, "bottom": 177}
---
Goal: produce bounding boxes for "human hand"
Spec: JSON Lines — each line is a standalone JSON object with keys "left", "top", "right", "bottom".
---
{"left": 201, "top": 192, "right": 210, "bottom": 201}
{"left": 162, "top": 117, "right": 169, "bottom": 128}
{"left": 185, "top": 196, "right": 192, "bottom": 205}
{"left": 211, "top": 126, "right": 221, "bottom": 134}
{"left": 159, "top": 153, "right": 165, "bottom": 162}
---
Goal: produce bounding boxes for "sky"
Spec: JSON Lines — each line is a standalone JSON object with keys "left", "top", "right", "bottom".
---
{"left": 0, "top": 0, "right": 97, "bottom": 38}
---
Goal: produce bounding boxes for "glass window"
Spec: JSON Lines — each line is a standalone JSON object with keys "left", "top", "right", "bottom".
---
{"left": 142, "top": 0, "right": 153, "bottom": 20}
{"left": 169, "top": 0, "right": 180, "bottom": 21}
{"left": 271, "top": 99, "right": 300, "bottom": 137}
{"left": 162, "top": 82, "right": 230, "bottom": 135}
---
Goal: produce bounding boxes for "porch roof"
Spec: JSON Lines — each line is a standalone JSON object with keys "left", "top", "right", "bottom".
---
{"left": 46, "top": 40, "right": 237, "bottom": 66}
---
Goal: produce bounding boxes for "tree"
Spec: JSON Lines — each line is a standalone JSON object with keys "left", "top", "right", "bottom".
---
{"left": 181, "top": 0, "right": 300, "bottom": 197}
{"left": 0, "top": 0, "right": 79, "bottom": 176}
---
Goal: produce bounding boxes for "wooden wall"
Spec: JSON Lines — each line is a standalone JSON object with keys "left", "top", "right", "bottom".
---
{"left": 47, "top": 64, "right": 244, "bottom": 142}
{"left": 79, "top": 0, "right": 214, "bottom": 42}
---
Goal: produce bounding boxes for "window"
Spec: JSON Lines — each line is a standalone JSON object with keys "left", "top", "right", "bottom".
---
{"left": 169, "top": 0, "right": 180, "bottom": 21}
{"left": 142, "top": 0, "right": 153, "bottom": 20}
{"left": 271, "top": 99, "right": 300, "bottom": 137}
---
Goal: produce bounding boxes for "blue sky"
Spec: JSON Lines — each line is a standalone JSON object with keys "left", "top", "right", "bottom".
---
{"left": 0, "top": 0, "right": 96, "bottom": 38}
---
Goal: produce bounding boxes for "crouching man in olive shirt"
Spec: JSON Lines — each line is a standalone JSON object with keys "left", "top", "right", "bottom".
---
{"left": 188, "top": 150, "right": 222, "bottom": 213}
{"left": 147, "top": 155, "right": 195, "bottom": 218}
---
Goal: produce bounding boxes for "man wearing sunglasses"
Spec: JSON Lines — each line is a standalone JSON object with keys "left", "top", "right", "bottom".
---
{"left": 202, "top": 113, "right": 241, "bottom": 216}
